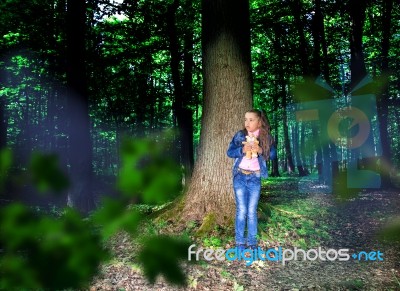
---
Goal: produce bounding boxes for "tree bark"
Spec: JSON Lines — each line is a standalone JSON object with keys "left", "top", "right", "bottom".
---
{"left": 181, "top": 0, "right": 253, "bottom": 225}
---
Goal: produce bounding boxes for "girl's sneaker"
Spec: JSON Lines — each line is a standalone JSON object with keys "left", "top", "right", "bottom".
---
{"left": 247, "top": 245, "right": 258, "bottom": 250}
{"left": 236, "top": 244, "right": 246, "bottom": 252}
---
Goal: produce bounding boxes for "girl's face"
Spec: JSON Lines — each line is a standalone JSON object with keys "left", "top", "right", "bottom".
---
{"left": 244, "top": 112, "right": 261, "bottom": 132}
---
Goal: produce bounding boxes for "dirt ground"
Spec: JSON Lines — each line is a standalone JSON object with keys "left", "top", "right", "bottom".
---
{"left": 90, "top": 183, "right": 400, "bottom": 291}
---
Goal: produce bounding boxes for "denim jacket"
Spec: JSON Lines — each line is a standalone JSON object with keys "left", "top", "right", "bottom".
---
{"left": 226, "top": 130, "right": 269, "bottom": 179}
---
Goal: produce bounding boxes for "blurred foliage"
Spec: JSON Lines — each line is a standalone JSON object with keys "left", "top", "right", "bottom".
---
{"left": 0, "top": 203, "right": 108, "bottom": 290}
{"left": 117, "top": 133, "right": 182, "bottom": 204}
{"left": 137, "top": 235, "right": 192, "bottom": 286}
{"left": 0, "top": 134, "right": 188, "bottom": 289}
{"left": 0, "top": 148, "right": 13, "bottom": 192}
{"left": 377, "top": 217, "right": 400, "bottom": 243}
{"left": 28, "top": 152, "right": 69, "bottom": 194}
{"left": 92, "top": 197, "right": 142, "bottom": 240}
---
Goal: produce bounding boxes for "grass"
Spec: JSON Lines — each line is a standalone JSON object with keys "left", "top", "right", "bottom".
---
{"left": 258, "top": 177, "right": 332, "bottom": 248}
{"left": 391, "top": 269, "right": 400, "bottom": 288}
{"left": 203, "top": 236, "right": 223, "bottom": 248}
{"left": 340, "top": 279, "right": 365, "bottom": 290}
{"left": 104, "top": 176, "right": 335, "bottom": 269}
{"left": 95, "top": 176, "right": 400, "bottom": 290}
{"left": 122, "top": 177, "right": 333, "bottom": 252}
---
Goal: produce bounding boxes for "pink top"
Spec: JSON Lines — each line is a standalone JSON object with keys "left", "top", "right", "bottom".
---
{"left": 238, "top": 129, "right": 260, "bottom": 171}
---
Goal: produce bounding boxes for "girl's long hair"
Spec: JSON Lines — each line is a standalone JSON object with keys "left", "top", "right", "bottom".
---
{"left": 242, "top": 109, "right": 273, "bottom": 160}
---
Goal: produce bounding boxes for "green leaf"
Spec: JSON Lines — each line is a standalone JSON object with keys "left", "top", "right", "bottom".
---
{"left": 116, "top": 136, "right": 182, "bottom": 204}
{"left": 137, "top": 235, "right": 192, "bottom": 286}
{"left": 0, "top": 147, "right": 13, "bottom": 191}
{"left": 377, "top": 217, "right": 400, "bottom": 242}
{"left": 0, "top": 204, "right": 109, "bottom": 290}
{"left": 28, "top": 152, "right": 69, "bottom": 194}
{"left": 92, "top": 197, "right": 142, "bottom": 240}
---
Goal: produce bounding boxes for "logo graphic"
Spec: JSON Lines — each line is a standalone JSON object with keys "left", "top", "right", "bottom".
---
{"left": 287, "top": 75, "right": 382, "bottom": 193}
{"left": 327, "top": 106, "right": 370, "bottom": 149}
{"left": 188, "top": 245, "right": 384, "bottom": 266}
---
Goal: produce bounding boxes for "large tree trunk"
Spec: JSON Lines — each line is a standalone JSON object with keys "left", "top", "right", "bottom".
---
{"left": 180, "top": 0, "right": 252, "bottom": 225}
{"left": 66, "top": 0, "right": 94, "bottom": 214}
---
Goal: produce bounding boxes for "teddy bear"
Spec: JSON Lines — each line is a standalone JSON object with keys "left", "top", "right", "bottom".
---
{"left": 242, "top": 134, "right": 259, "bottom": 159}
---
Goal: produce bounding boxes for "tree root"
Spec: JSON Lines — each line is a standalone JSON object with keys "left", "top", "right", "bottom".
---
{"left": 195, "top": 213, "right": 217, "bottom": 237}
{"left": 150, "top": 194, "right": 185, "bottom": 224}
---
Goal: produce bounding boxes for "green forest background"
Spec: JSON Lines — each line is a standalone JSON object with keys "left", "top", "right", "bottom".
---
{"left": 0, "top": 0, "right": 399, "bottom": 289}
{"left": 1, "top": 0, "right": 399, "bottom": 203}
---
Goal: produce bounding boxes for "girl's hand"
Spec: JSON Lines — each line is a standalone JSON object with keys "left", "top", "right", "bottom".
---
{"left": 252, "top": 144, "right": 262, "bottom": 154}
{"left": 243, "top": 144, "right": 252, "bottom": 153}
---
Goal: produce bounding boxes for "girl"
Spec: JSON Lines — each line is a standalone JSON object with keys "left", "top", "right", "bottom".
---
{"left": 226, "top": 109, "right": 273, "bottom": 250}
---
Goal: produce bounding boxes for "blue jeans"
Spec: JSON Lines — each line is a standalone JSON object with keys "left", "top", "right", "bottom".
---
{"left": 233, "top": 171, "right": 261, "bottom": 246}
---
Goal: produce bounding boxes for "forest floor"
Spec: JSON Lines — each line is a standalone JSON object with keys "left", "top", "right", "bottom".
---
{"left": 90, "top": 177, "right": 400, "bottom": 291}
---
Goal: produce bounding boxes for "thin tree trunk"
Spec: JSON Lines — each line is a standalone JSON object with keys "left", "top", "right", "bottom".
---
{"left": 394, "top": 109, "right": 400, "bottom": 149}
{"left": 290, "top": 0, "right": 310, "bottom": 175}
{"left": 282, "top": 98, "right": 295, "bottom": 173}
{"left": 271, "top": 85, "right": 280, "bottom": 177}
{"left": 376, "top": 0, "right": 394, "bottom": 188}
{"left": 311, "top": 0, "right": 322, "bottom": 78}
{"left": 290, "top": 0, "right": 310, "bottom": 76}
{"left": 274, "top": 24, "right": 294, "bottom": 174}
{"left": 135, "top": 71, "right": 148, "bottom": 137}
{"left": 0, "top": 97, "right": 6, "bottom": 149}
{"left": 0, "top": 45, "right": 6, "bottom": 149}
{"left": 294, "top": 123, "right": 307, "bottom": 176}
{"left": 166, "top": 0, "right": 194, "bottom": 182}
{"left": 66, "top": 0, "right": 94, "bottom": 214}
{"left": 310, "top": 0, "right": 328, "bottom": 180}
{"left": 182, "top": 0, "right": 195, "bottom": 179}
{"left": 300, "top": 122, "right": 309, "bottom": 175}
{"left": 24, "top": 88, "right": 32, "bottom": 164}
{"left": 319, "top": 0, "right": 330, "bottom": 84}
{"left": 349, "top": 0, "right": 367, "bottom": 89}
